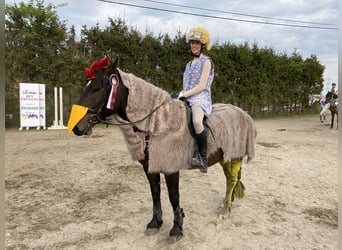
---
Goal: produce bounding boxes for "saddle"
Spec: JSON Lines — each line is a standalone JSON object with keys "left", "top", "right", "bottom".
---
{"left": 178, "top": 97, "right": 209, "bottom": 138}
{"left": 134, "top": 97, "right": 210, "bottom": 158}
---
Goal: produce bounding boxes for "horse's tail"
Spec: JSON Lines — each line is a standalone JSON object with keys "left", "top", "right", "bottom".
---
{"left": 221, "top": 158, "right": 245, "bottom": 201}
{"left": 233, "top": 167, "right": 245, "bottom": 199}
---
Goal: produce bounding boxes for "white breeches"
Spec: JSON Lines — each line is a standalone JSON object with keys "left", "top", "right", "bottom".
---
{"left": 191, "top": 105, "right": 205, "bottom": 134}
{"left": 320, "top": 103, "right": 330, "bottom": 116}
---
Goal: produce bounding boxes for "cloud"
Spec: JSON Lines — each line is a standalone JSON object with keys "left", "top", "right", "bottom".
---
{"left": 6, "top": 0, "right": 338, "bottom": 88}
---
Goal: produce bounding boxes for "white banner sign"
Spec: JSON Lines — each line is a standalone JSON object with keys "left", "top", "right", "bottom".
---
{"left": 19, "top": 83, "right": 46, "bottom": 129}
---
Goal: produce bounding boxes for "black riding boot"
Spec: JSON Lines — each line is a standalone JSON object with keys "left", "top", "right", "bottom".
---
{"left": 192, "top": 128, "right": 208, "bottom": 173}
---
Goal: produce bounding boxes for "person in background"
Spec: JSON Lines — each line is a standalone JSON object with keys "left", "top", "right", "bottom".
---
{"left": 174, "top": 26, "right": 214, "bottom": 173}
{"left": 320, "top": 83, "right": 338, "bottom": 122}
{"left": 330, "top": 82, "right": 338, "bottom": 99}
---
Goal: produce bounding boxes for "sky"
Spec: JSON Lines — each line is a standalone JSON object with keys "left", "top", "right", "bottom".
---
{"left": 6, "top": 0, "right": 339, "bottom": 93}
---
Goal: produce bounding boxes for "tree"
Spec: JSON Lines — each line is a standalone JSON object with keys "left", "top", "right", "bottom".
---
{"left": 5, "top": 0, "right": 67, "bottom": 83}
{"left": 5, "top": 0, "right": 69, "bottom": 126}
{"left": 5, "top": 1, "right": 327, "bottom": 127}
{"left": 301, "top": 55, "right": 324, "bottom": 108}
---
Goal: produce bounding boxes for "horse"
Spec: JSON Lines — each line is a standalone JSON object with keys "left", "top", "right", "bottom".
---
{"left": 325, "top": 91, "right": 338, "bottom": 129}
{"left": 319, "top": 98, "right": 328, "bottom": 123}
{"left": 67, "top": 57, "right": 256, "bottom": 243}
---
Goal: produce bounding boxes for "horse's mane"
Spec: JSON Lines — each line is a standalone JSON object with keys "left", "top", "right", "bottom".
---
{"left": 123, "top": 71, "right": 170, "bottom": 96}
{"left": 117, "top": 70, "right": 178, "bottom": 133}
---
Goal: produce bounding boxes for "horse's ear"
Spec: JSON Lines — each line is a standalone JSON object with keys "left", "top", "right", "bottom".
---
{"left": 113, "top": 58, "right": 119, "bottom": 68}
{"left": 108, "top": 62, "right": 117, "bottom": 73}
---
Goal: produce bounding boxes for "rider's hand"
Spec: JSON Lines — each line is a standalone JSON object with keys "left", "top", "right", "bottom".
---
{"left": 177, "top": 91, "right": 184, "bottom": 99}
{"left": 171, "top": 91, "right": 184, "bottom": 99}
{"left": 171, "top": 92, "right": 179, "bottom": 99}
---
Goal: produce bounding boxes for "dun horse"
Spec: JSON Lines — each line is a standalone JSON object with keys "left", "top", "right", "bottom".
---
{"left": 68, "top": 57, "right": 256, "bottom": 242}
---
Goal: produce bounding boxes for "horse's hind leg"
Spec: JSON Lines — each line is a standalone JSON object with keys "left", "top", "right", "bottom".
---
{"left": 220, "top": 159, "right": 245, "bottom": 218}
{"left": 142, "top": 161, "right": 163, "bottom": 235}
{"left": 165, "top": 172, "right": 185, "bottom": 243}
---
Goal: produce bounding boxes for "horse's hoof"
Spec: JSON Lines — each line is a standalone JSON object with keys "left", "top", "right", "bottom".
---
{"left": 219, "top": 213, "right": 230, "bottom": 220}
{"left": 169, "top": 224, "right": 183, "bottom": 244}
{"left": 144, "top": 228, "right": 160, "bottom": 236}
{"left": 199, "top": 167, "right": 208, "bottom": 173}
{"left": 219, "top": 212, "right": 230, "bottom": 220}
{"left": 168, "top": 234, "right": 183, "bottom": 244}
{"left": 219, "top": 207, "right": 231, "bottom": 219}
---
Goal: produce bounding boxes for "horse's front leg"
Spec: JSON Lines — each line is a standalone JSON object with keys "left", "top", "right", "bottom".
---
{"left": 330, "top": 113, "right": 335, "bottom": 129}
{"left": 165, "top": 172, "right": 185, "bottom": 243}
{"left": 141, "top": 159, "right": 163, "bottom": 235}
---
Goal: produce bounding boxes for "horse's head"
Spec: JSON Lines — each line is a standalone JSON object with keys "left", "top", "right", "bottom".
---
{"left": 67, "top": 56, "right": 128, "bottom": 136}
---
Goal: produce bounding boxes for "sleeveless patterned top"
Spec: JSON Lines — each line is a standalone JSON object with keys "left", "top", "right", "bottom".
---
{"left": 182, "top": 55, "right": 214, "bottom": 117}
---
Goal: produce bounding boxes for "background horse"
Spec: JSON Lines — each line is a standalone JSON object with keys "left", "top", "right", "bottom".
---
{"left": 68, "top": 57, "right": 256, "bottom": 243}
{"left": 325, "top": 92, "right": 338, "bottom": 129}
{"left": 309, "top": 94, "right": 330, "bottom": 123}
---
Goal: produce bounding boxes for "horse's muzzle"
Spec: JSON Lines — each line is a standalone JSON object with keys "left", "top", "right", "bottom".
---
{"left": 67, "top": 104, "right": 89, "bottom": 134}
{"left": 72, "top": 123, "right": 93, "bottom": 136}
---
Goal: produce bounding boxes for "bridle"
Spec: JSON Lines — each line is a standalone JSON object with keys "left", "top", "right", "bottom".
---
{"left": 86, "top": 72, "right": 119, "bottom": 125}
{"left": 86, "top": 70, "right": 168, "bottom": 129}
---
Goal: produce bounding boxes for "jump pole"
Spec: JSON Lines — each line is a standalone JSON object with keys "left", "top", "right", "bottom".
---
{"left": 48, "top": 87, "right": 67, "bottom": 129}
{"left": 54, "top": 87, "right": 58, "bottom": 126}
{"left": 59, "top": 87, "right": 65, "bottom": 127}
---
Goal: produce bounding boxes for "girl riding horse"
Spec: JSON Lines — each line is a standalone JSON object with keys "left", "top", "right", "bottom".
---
{"left": 67, "top": 56, "right": 256, "bottom": 243}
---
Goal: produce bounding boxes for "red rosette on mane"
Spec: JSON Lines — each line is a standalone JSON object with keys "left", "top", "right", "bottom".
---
{"left": 85, "top": 56, "right": 109, "bottom": 80}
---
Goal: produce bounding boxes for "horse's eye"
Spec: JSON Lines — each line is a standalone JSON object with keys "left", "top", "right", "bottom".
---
{"left": 92, "top": 80, "right": 102, "bottom": 91}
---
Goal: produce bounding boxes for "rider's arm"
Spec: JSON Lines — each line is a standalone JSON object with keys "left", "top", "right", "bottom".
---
{"left": 183, "top": 59, "right": 211, "bottom": 98}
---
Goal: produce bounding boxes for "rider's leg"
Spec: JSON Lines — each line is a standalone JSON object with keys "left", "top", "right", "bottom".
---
{"left": 191, "top": 106, "right": 208, "bottom": 173}
{"left": 320, "top": 103, "right": 330, "bottom": 121}
{"left": 192, "top": 105, "right": 204, "bottom": 134}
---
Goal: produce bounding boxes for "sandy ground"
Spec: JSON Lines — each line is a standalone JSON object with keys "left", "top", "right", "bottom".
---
{"left": 5, "top": 116, "right": 338, "bottom": 250}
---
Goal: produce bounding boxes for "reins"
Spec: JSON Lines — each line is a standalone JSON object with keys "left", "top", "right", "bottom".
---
{"left": 92, "top": 99, "right": 169, "bottom": 129}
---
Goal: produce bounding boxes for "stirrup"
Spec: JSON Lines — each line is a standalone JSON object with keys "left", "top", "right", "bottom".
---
{"left": 199, "top": 163, "right": 208, "bottom": 173}
{"left": 191, "top": 152, "right": 202, "bottom": 167}
{"left": 191, "top": 152, "right": 207, "bottom": 173}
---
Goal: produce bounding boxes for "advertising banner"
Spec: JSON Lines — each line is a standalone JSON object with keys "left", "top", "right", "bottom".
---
{"left": 19, "top": 83, "right": 46, "bottom": 129}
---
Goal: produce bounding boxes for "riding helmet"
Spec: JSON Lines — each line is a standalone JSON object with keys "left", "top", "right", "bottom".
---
{"left": 186, "top": 26, "right": 211, "bottom": 51}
